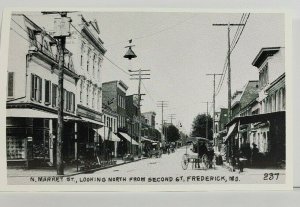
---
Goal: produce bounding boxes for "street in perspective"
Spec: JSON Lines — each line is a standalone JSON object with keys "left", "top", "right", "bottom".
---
{"left": 5, "top": 11, "right": 286, "bottom": 186}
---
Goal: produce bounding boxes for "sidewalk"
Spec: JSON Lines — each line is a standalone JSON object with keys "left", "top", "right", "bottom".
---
{"left": 7, "top": 157, "right": 146, "bottom": 177}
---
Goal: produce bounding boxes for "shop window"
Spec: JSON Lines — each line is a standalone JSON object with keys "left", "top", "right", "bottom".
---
{"left": 7, "top": 72, "right": 14, "bottom": 98}
{"left": 31, "top": 74, "right": 42, "bottom": 102}
{"left": 45, "top": 80, "right": 51, "bottom": 105}
{"left": 6, "top": 137, "right": 26, "bottom": 160}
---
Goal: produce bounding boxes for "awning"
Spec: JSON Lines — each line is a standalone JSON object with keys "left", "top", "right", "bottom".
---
{"left": 80, "top": 117, "right": 103, "bottom": 127}
{"left": 97, "top": 127, "right": 109, "bottom": 140}
{"left": 7, "top": 108, "right": 57, "bottom": 118}
{"left": 111, "top": 133, "right": 121, "bottom": 142}
{"left": 118, "top": 132, "right": 139, "bottom": 145}
{"left": 64, "top": 116, "right": 82, "bottom": 121}
{"left": 223, "top": 123, "right": 237, "bottom": 143}
{"left": 141, "top": 137, "right": 156, "bottom": 143}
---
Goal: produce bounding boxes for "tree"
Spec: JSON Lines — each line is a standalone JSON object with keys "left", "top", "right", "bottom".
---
{"left": 163, "top": 124, "right": 180, "bottom": 142}
{"left": 191, "top": 113, "right": 213, "bottom": 140}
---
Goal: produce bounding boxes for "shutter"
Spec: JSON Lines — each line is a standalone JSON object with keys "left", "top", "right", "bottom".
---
{"left": 7, "top": 72, "right": 14, "bottom": 97}
{"left": 72, "top": 93, "right": 75, "bottom": 112}
{"left": 52, "top": 84, "right": 55, "bottom": 107}
{"left": 31, "top": 74, "right": 35, "bottom": 100}
{"left": 39, "top": 77, "right": 42, "bottom": 102}
{"left": 45, "top": 80, "right": 49, "bottom": 104}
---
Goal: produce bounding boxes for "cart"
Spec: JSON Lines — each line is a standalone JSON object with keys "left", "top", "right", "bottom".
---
{"left": 181, "top": 137, "right": 215, "bottom": 170}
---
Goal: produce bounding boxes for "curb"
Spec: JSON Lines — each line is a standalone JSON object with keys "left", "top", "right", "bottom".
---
{"left": 64, "top": 157, "right": 147, "bottom": 177}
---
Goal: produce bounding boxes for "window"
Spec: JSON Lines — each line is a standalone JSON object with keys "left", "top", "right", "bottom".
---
{"left": 45, "top": 80, "right": 51, "bottom": 105}
{"left": 31, "top": 74, "right": 42, "bottom": 102}
{"left": 79, "top": 82, "right": 83, "bottom": 103}
{"left": 52, "top": 84, "right": 58, "bottom": 107}
{"left": 92, "top": 87, "right": 95, "bottom": 108}
{"left": 87, "top": 49, "right": 91, "bottom": 71}
{"left": 27, "top": 27, "right": 37, "bottom": 47}
{"left": 61, "top": 90, "right": 75, "bottom": 112}
{"left": 63, "top": 89, "right": 67, "bottom": 110}
{"left": 7, "top": 72, "right": 14, "bottom": 97}
{"left": 86, "top": 84, "right": 89, "bottom": 106}
{"left": 92, "top": 54, "right": 96, "bottom": 76}
{"left": 80, "top": 42, "right": 84, "bottom": 67}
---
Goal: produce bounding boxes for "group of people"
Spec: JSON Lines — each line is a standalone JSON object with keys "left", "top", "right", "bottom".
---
{"left": 231, "top": 143, "right": 260, "bottom": 172}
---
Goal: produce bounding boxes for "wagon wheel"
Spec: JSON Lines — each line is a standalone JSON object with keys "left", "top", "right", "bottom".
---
{"left": 202, "top": 154, "right": 209, "bottom": 169}
{"left": 181, "top": 154, "right": 189, "bottom": 170}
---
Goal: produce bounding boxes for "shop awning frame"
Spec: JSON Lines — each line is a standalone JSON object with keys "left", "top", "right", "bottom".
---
{"left": 7, "top": 108, "right": 58, "bottom": 119}
{"left": 118, "top": 132, "right": 139, "bottom": 146}
{"left": 223, "top": 123, "right": 237, "bottom": 143}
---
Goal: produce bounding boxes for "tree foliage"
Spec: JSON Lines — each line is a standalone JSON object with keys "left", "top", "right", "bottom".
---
{"left": 191, "top": 113, "right": 213, "bottom": 140}
{"left": 163, "top": 124, "right": 180, "bottom": 142}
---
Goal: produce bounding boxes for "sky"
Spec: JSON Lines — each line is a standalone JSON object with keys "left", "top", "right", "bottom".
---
{"left": 23, "top": 11, "right": 285, "bottom": 134}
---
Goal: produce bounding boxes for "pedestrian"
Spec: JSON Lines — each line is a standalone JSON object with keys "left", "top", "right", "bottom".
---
{"left": 251, "top": 143, "right": 259, "bottom": 166}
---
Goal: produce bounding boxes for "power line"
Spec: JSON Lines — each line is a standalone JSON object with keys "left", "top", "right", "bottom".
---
{"left": 215, "top": 13, "right": 250, "bottom": 96}
{"left": 141, "top": 81, "right": 156, "bottom": 104}
{"left": 230, "top": 13, "right": 250, "bottom": 52}
{"left": 105, "top": 14, "right": 197, "bottom": 47}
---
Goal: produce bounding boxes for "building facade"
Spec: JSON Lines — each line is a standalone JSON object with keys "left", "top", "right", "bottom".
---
{"left": 224, "top": 47, "right": 286, "bottom": 167}
{"left": 7, "top": 14, "right": 79, "bottom": 167}
{"left": 64, "top": 13, "right": 106, "bottom": 162}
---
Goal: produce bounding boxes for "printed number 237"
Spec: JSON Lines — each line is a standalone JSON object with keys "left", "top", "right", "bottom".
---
{"left": 263, "top": 173, "right": 279, "bottom": 180}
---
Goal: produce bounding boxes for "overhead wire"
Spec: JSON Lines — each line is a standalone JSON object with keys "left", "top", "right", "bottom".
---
{"left": 105, "top": 14, "right": 197, "bottom": 47}
{"left": 215, "top": 13, "right": 250, "bottom": 96}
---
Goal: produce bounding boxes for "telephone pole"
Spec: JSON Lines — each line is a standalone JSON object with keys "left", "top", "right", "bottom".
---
{"left": 206, "top": 73, "right": 222, "bottom": 146}
{"left": 43, "top": 11, "right": 72, "bottom": 175}
{"left": 168, "top": 114, "right": 176, "bottom": 124}
{"left": 129, "top": 69, "right": 150, "bottom": 157}
{"left": 201, "top": 101, "right": 212, "bottom": 139}
{"left": 157, "top": 101, "right": 168, "bottom": 146}
{"left": 212, "top": 23, "right": 245, "bottom": 121}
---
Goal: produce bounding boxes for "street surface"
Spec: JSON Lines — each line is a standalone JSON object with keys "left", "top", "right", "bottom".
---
{"left": 7, "top": 147, "right": 285, "bottom": 185}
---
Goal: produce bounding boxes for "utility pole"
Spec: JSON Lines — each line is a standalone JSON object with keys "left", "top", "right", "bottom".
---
{"left": 206, "top": 73, "right": 222, "bottom": 146}
{"left": 201, "top": 101, "right": 212, "bottom": 139}
{"left": 168, "top": 114, "right": 176, "bottom": 125}
{"left": 212, "top": 23, "right": 245, "bottom": 121}
{"left": 43, "top": 11, "right": 72, "bottom": 175}
{"left": 157, "top": 101, "right": 168, "bottom": 146}
{"left": 129, "top": 69, "right": 150, "bottom": 157}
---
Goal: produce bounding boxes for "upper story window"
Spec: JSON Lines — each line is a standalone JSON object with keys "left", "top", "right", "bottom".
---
{"left": 86, "top": 84, "right": 89, "bottom": 106}
{"left": 80, "top": 42, "right": 85, "bottom": 67}
{"left": 92, "top": 54, "right": 96, "bottom": 76}
{"left": 52, "top": 83, "right": 58, "bottom": 107}
{"left": 7, "top": 72, "right": 14, "bottom": 98}
{"left": 42, "top": 39, "right": 53, "bottom": 57}
{"left": 259, "top": 63, "right": 269, "bottom": 89}
{"left": 79, "top": 82, "right": 83, "bottom": 103}
{"left": 27, "top": 27, "right": 37, "bottom": 47}
{"left": 87, "top": 48, "right": 91, "bottom": 71}
{"left": 31, "top": 74, "right": 42, "bottom": 102}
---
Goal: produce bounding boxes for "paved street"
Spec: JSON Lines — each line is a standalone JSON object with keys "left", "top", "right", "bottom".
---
{"left": 8, "top": 147, "right": 285, "bottom": 185}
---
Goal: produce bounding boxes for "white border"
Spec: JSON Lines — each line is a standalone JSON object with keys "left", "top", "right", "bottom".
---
{"left": 0, "top": 7, "right": 293, "bottom": 191}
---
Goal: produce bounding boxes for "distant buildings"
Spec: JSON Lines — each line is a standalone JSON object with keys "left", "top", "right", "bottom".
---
{"left": 142, "top": 111, "right": 156, "bottom": 129}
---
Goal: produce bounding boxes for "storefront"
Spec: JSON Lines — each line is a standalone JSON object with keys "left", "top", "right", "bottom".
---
{"left": 224, "top": 111, "right": 285, "bottom": 167}
{"left": 6, "top": 108, "right": 79, "bottom": 168}
{"left": 117, "top": 132, "right": 139, "bottom": 157}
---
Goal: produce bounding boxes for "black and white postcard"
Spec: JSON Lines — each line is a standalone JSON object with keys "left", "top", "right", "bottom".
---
{"left": 0, "top": 8, "right": 292, "bottom": 191}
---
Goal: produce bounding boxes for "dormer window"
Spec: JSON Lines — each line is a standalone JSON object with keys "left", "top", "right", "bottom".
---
{"left": 259, "top": 63, "right": 269, "bottom": 89}
{"left": 27, "top": 27, "right": 37, "bottom": 47}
